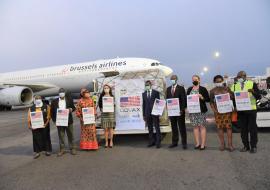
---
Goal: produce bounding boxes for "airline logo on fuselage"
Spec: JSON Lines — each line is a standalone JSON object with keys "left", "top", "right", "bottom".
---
{"left": 70, "top": 60, "right": 127, "bottom": 72}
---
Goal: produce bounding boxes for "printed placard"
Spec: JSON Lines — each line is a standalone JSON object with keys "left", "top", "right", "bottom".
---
{"left": 30, "top": 111, "right": 44, "bottom": 129}
{"left": 234, "top": 91, "right": 252, "bottom": 111}
{"left": 151, "top": 99, "right": 166, "bottom": 116}
{"left": 56, "top": 109, "right": 69, "bottom": 127}
{"left": 166, "top": 98, "right": 180, "bottom": 116}
{"left": 82, "top": 107, "right": 95, "bottom": 124}
{"left": 187, "top": 95, "right": 201, "bottom": 113}
{"left": 215, "top": 93, "right": 232, "bottom": 113}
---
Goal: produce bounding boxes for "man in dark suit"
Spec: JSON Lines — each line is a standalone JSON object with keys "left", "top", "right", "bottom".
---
{"left": 167, "top": 75, "right": 187, "bottom": 149}
{"left": 142, "top": 80, "right": 161, "bottom": 148}
{"left": 51, "top": 88, "right": 76, "bottom": 156}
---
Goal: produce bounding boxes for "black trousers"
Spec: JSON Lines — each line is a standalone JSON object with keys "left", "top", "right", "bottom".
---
{"left": 146, "top": 115, "right": 161, "bottom": 145}
{"left": 238, "top": 111, "right": 258, "bottom": 148}
{"left": 32, "top": 124, "right": 52, "bottom": 153}
{"left": 170, "top": 114, "right": 187, "bottom": 145}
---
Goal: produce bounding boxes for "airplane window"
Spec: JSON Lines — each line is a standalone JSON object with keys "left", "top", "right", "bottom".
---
{"left": 151, "top": 63, "right": 155, "bottom": 66}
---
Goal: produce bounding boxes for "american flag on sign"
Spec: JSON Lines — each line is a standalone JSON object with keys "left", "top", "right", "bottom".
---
{"left": 167, "top": 99, "right": 178, "bottom": 105}
{"left": 188, "top": 95, "right": 199, "bottom": 102}
{"left": 216, "top": 94, "right": 230, "bottom": 102}
{"left": 58, "top": 109, "right": 68, "bottom": 115}
{"left": 31, "top": 112, "right": 42, "bottom": 119}
{"left": 120, "top": 96, "right": 141, "bottom": 107}
{"left": 235, "top": 92, "right": 248, "bottom": 99}
{"left": 103, "top": 97, "right": 113, "bottom": 103}
{"left": 83, "top": 108, "right": 92, "bottom": 114}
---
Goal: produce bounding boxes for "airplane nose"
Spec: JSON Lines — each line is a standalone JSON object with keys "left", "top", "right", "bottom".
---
{"left": 161, "top": 66, "right": 173, "bottom": 77}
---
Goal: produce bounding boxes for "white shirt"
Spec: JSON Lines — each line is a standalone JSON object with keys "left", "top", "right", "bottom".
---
{"left": 59, "top": 98, "right": 66, "bottom": 109}
{"left": 147, "top": 89, "right": 152, "bottom": 98}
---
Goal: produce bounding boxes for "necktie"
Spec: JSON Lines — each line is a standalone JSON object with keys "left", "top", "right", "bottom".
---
{"left": 171, "top": 86, "right": 175, "bottom": 96}
{"left": 147, "top": 90, "right": 150, "bottom": 99}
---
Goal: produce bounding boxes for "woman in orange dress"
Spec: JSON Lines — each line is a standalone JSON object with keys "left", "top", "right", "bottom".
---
{"left": 75, "top": 88, "right": 99, "bottom": 150}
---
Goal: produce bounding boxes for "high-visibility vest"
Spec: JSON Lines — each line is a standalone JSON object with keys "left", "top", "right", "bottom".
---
{"left": 231, "top": 80, "right": 257, "bottom": 110}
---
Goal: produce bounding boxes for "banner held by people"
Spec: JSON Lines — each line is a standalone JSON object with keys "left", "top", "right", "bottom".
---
{"left": 215, "top": 93, "right": 233, "bottom": 113}
{"left": 187, "top": 94, "right": 201, "bottom": 113}
{"left": 234, "top": 91, "right": 252, "bottom": 111}
{"left": 166, "top": 98, "right": 180, "bottom": 116}
{"left": 151, "top": 99, "right": 166, "bottom": 116}
{"left": 30, "top": 111, "right": 44, "bottom": 129}
{"left": 56, "top": 109, "right": 69, "bottom": 127}
{"left": 103, "top": 97, "right": 114, "bottom": 113}
{"left": 82, "top": 107, "right": 95, "bottom": 124}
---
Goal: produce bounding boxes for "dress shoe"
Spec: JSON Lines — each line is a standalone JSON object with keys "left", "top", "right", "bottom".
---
{"left": 240, "top": 147, "right": 250, "bottom": 152}
{"left": 194, "top": 145, "right": 201, "bottom": 150}
{"left": 182, "top": 144, "right": 187, "bottom": 150}
{"left": 168, "top": 144, "right": 178, "bottom": 148}
{"left": 33, "top": 153, "right": 40, "bottom": 159}
{"left": 147, "top": 143, "right": 155, "bottom": 147}
{"left": 200, "top": 146, "right": 206, "bottom": 150}
{"left": 250, "top": 147, "right": 257, "bottom": 154}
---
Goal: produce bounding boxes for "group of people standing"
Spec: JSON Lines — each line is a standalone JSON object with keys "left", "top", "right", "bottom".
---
{"left": 143, "top": 71, "right": 260, "bottom": 154}
{"left": 28, "top": 85, "right": 115, "bottom": 159}
{"left": 27, "top": 70, "right": 260, "bottom": 159}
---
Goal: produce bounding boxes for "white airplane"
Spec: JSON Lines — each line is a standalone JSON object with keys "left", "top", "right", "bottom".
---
{"left": 0, "top": 57, "right": 173, "bottom": 110}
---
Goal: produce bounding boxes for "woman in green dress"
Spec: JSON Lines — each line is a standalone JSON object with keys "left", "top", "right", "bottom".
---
{"left": 98, "top": 84, "right": 116, "bottom": 148}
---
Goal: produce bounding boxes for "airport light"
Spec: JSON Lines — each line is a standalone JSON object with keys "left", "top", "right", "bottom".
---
{"left": 203, "top": 67, "right": 208, "bottom": 72}
{"left": 214, "top": 51, "right": 220, "bottom": 59}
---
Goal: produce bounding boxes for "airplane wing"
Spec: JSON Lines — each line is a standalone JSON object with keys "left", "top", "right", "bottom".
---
{"left": 1, "top": 82, "right": 56, "bottom": 92}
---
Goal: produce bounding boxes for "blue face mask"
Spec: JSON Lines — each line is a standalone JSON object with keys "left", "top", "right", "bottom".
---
{"left": 171, "top": 80, "right": 176, "bottom": 85}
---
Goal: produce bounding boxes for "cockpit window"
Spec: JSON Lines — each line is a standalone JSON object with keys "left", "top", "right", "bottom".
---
{"left": 151, "top": 62, "right": 161, "bottom": 66}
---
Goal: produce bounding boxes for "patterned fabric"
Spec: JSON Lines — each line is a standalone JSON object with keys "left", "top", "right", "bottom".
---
{"left": 76, "top": 98, "right": 98, "bottom": 150}
{"left": 190, "top": 113, "right": 207, "bottom": 127}
{"left": 214, "top": 112, "right": 232, "bottom": 129}
{"left": 101, "top": 112, "right": 115, "bottom": 129}
{"left": 189, "top": 88, "right": 207, "bottom": 126}
{"left": 210, "top": 86, "right": 233, "bottom": 129}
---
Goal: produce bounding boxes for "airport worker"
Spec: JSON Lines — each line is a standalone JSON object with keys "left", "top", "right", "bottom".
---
{"left": 27, "top": 95, "right": 52, "bottom": 159}
{"left": 210, "top": 75, "right": 234, "bottom": 152}
{"left": 142, "top": 80, "right": 161, "bottom": 148}
{"left": 76, "top": 88, "right": 99, "bottom": 150}
{"left": 98, "top": 84, "right": 116, "bottom": 148}
{"left": 166, "top": 75, "right": 187, "bottom": 149}
{"left": 187, "top": 75, "right": 210, "bottom": 150}
{"left": 231, "top": 71, "right": 260, "bottom": 153}
{"left": 51, "top": 88, "right": 76, "bottom": 156}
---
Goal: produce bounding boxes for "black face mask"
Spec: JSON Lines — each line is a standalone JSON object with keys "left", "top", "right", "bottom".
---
{"left": 193, "top": 81, "right": 199, "bottom": 86}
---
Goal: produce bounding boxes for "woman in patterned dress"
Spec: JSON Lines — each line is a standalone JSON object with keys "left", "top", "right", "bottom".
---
{"left": 187, "top": 75, "right": 210, "bottom": 150}
{"left": 210, "top": 75, "right": 234, "bottom": 152}
{"left": 76, "top": 88, "right": 99, "bottom": 150}
{"left": 98, "top": 84, "right": 116, "bottom": 148}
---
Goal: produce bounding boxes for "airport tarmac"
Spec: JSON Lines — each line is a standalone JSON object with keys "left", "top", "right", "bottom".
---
{"left": 0, "top": 110, "right": 270, "bottom": 190}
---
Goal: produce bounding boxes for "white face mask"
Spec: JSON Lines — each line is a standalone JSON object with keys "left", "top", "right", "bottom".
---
{"left": 35, "top": 99, "right": 43, "bottom": 107}
{"left": 59, "top": 92, "right": 65, "bottom": 98}
{"left": 238, "top": 78, "right": 244, "bottom": 83}
{"left": 214, "top": 82, "right": 223, "bottom": 87}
